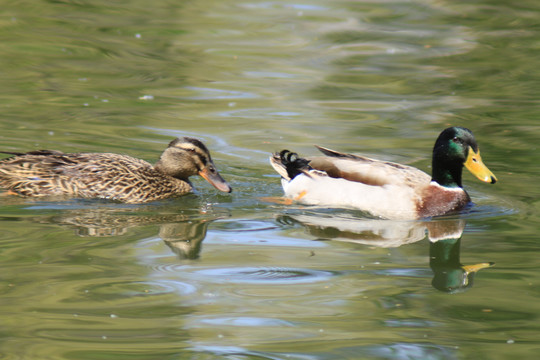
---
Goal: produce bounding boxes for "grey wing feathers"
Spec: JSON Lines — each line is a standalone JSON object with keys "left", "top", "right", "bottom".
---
{"left": 311, "top": 145, "right": 431, "bottom": 187}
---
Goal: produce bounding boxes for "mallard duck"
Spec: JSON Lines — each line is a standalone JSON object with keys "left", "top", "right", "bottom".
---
{"left": 0, "top": 137, "right": 232, "bottom": 203}
{"left": 270, "top": 127, "right": 497, "bottom": 219}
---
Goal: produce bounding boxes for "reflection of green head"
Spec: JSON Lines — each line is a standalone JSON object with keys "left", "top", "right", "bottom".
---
{"left": 430, "top": 237, "right": 493, "bottom": 294}
{"left": 432, "top": 268, "right": 474, "bottom": 294}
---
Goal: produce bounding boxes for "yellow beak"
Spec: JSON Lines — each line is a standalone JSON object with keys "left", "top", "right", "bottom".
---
{"left": 464, "top": 148, "right": 497, "bottom": 184}
{"left": 462, "top": 262, "right": 494, "bottom": 275}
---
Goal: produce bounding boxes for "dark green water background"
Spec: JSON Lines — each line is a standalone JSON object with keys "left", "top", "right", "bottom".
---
{"left": 1, "top": 0, "right": 539, "bottom": 359}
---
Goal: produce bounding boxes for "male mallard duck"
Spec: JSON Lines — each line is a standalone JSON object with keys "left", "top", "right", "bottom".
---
{"left": 0, "top": 137, "right": 232, "bottom": 203}
{"left": 270, "top": 127, "right": 496, "bottom": 219}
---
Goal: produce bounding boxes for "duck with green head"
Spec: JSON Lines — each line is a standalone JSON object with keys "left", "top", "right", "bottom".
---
{"left": 270, "top": 127, "right": 497, "bottom": 220}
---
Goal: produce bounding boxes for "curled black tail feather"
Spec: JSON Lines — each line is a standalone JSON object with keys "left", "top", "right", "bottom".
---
{"left": 276, "top": 150, "right": 311, "bottom": 180}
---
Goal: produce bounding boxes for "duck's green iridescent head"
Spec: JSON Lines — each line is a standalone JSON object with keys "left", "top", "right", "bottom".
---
{"left": 431, "top": 127, "right": 497, "bottom": 188}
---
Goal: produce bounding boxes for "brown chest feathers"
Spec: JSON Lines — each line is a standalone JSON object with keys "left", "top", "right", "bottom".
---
{"left": 416, "top": 183, "right": 471, "bottom": 218}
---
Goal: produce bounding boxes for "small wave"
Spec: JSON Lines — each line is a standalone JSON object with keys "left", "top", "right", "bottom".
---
{"left": 192, "top": 266, "right": 337, "bottom": 284}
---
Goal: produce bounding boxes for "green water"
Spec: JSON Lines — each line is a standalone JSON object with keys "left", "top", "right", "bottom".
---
{"left": 1, "top": 0, "right": 539, "bottom": 359}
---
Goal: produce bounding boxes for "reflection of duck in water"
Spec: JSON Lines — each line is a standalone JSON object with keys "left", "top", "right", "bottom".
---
{"left": 280, "top": 214, "right": 493, "bottom": 292}
{"left": 0, "top": 137, "right": 232, "bottom": 203}
{"left": 278, "top": 213, "right": 464, "bottom": 248}
{"left": 270, "top": 127, "right": 497, "bottom": 220}
{"left": 279, "top": 213, "right": 428, "bottom": 248}
{"left": 428, "top": 221, "right": 494, "bottom": 293}
{"left": 159, "top": 221, "right": 212, "bottom": 260}
{"left": 45, "top": 206, "right": 225, "bottom": 259}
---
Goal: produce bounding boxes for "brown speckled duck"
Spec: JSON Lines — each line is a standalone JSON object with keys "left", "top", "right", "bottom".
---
{"left": 270, "top": 127, "right": 497, "bottom": 220}
{"left": 0, "top": 137, "right": 232, "bottom": 203}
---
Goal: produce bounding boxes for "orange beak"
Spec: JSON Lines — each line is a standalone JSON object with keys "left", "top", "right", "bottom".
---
{"left": 199, "top": 166, "right": 232, "bottom": 193}
{"left": 464, "top": 148, "right": 497, "bottom": 184}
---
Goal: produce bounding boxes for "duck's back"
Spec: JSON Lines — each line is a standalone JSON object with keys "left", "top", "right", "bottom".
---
{"left": 308, "top": 155, "right": 431, "bottom": 188}
{"left": 0, "top": 151, "right": 191, "bottom": 203}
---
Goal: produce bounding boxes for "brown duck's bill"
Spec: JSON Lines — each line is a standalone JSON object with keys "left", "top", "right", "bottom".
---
{"left": 199, "top": 167, "right": 232, "bottom": 193}
{"left": 464, "top": 148, "right": 497, "bottom": 184}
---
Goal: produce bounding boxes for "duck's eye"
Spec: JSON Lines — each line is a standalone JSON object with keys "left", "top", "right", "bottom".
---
{"left": 452, "top": 137, "right": 462, "bottom": 144}
{"left": 187, "top": 148, "right": 196, "bottom": 153}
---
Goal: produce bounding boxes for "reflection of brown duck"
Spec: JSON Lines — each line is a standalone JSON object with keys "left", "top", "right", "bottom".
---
{"left": 43, "top": 207, "right": 225, "bottom": 259}
{"left": 160, "top": 222, "right": 211, "bottom": 260}
{"left": 270, "top": 127, "right": 497, "bottom": 219}
{"left": 0, "top": 137, "right": 231, "bottom": 203}
{"left": 54, "top": 209, "right": 201, "bottom": 237}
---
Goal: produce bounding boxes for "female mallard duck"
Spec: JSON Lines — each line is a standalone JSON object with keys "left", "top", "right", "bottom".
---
{"left": 0, "top": 137, "right": 232, "bottom": 203}
{"left": 270, "top": 127, "right": 497, "bottom": 220}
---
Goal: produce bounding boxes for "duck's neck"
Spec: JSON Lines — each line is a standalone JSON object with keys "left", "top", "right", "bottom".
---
{"left": 154, "top": 160, "right": 188, "bottom": 180}
{"left": 431, "top": 160, "right": 463, "bottom": 188}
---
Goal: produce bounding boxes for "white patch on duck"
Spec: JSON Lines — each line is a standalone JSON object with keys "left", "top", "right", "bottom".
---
{"left": 281, "top": 170, "right": 421, "bottom": 220}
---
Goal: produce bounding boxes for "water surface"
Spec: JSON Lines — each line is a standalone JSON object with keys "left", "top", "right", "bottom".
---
{"left": 1, "top": 0, "right": 539, "bottom": 359}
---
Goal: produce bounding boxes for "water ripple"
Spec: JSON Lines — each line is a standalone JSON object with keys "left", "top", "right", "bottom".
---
{"left": 214, "top": 219, "right": 280, "bottom": 232}
{"left": 181, "top": 86, "right": 259, "bottom": 100}
{"left": 82, "top": 280, "right": 197, "bottom": 298}
{"left": 196, "top": 316, "right": 294, "bottom": 327}
{"left": 190, "top": 344, "right": 318, "bottom": 360}
{"left": 192, "top": 266, "right": 337, "bottom": 284}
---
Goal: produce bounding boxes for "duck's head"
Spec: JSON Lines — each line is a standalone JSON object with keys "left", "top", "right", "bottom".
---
{"left": 431, "top": 127, "right": 497, "bottom": 188}
{"left": 156, "top": 137, "right": 232, "bottom": 193}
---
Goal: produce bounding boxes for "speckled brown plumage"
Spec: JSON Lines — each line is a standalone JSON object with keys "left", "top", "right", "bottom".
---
{"left": 0, "top": 137, "right": 232, "bottom": 203}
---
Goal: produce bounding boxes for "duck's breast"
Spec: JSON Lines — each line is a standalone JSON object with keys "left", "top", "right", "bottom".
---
{"left": 416, "top": 182, "right": 471, "bottom": 218}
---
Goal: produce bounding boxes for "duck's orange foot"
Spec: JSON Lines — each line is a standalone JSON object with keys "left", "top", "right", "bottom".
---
{"left": 294, "top": 190, "right": 307, "bottom": 201}
{"left": 259, "top": 191, "right": 307, "bottom": 205}
{"left": 0, "top": 190, "right": 20, "bottom": 197}
{"left": 259, "top": 196, "right": 294, "bottom": 205}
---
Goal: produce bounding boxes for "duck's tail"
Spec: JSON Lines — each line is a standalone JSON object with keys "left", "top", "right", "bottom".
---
{"left": 0, "top": 151, "right": 24, "bottom": 156}
{"left": 270, "top": 150, "right": 312, "bottom": 181}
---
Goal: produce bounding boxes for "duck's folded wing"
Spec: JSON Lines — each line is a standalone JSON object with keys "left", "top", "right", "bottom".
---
{"left": 309, "top": 145, "right": 431, "bottom": 187}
